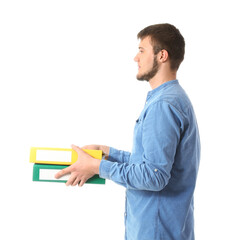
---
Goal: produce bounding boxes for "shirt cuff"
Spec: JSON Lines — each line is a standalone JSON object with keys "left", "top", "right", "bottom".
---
{"left": 99, "top": 159, "right": 114, "bottom": 180}
{"left": 107, "top": 147, "right": 121, "bottom": 162}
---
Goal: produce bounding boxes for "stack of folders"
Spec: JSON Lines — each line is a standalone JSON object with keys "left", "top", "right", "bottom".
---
{"left": 30, "top": 147, "right": 105, "bottom": 184}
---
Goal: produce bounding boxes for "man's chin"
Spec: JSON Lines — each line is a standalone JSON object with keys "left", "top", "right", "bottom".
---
{"left": 136, "top": 74, "right": 149, "bottom": 82}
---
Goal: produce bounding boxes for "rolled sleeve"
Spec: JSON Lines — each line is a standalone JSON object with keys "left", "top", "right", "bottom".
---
{"left": 107, "top": 147, "right": 131, "bottom": 164}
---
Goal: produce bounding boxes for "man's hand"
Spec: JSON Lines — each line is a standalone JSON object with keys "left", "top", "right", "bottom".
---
{"left": 55, "top": 144, "right": 101, "bottom": 187}
{"left": 83, "top": 144, "right": 110, "bottom": 159}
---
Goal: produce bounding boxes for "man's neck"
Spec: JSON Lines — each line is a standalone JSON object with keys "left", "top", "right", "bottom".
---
{"left": 149, "top": 72, "right": 177, "bottom": 90}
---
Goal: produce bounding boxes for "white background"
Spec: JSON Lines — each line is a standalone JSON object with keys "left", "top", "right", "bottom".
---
{"left": 0, "top": 0, "right": 248, "bottom": 239}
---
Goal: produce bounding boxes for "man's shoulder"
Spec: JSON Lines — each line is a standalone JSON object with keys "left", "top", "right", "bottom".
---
{"left": 147, "top": 84, "right": 193, "bottom": 120}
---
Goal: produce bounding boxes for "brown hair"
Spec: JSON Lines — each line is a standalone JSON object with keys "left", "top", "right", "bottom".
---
{"left": 137, "top": 23, "right": 185, "bottom": 71}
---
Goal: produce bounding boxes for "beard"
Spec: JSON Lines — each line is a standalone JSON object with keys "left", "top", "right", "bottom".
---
{"left": 136, "top": 55, "right": 159, "bottom": 82}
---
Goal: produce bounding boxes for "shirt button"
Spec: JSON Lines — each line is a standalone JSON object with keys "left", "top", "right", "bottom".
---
{"left": 124, "top": 212, "right": 127, "bottom": 216}
{"left": 154, "top": 169, "right": 158, "bottom": 172}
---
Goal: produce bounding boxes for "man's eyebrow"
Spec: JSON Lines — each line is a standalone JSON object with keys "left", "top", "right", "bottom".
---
{"left": 139, "top": 47, "right": 145, "bottom": 50}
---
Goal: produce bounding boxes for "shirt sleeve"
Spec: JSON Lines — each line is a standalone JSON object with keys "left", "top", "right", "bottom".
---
{"left": 107, "top": 147, "right": 131, "bottom": 164}
{"left": 99, "top": 101, "right": 184, "bottom": 191}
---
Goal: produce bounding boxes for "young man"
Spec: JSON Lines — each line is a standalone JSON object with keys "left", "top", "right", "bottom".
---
{"left": 56, "top": 23, "right": 201, "bottom": 240}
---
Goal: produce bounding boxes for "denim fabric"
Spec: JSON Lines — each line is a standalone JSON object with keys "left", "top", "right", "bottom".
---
{"left": 100, "top": 80, "right": 200, "bottom": 240}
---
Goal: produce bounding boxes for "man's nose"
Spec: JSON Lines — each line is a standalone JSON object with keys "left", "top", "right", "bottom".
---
{"left": 134, "top": 54, "right": 139, "bottom": 62}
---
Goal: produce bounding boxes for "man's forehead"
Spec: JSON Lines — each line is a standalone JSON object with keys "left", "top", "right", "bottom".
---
{"left": 138, "top": 36, "right": 152, "bottom": 49}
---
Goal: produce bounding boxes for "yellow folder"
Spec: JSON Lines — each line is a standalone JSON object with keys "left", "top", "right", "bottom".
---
{"left": 30, "top": 147, "right": 102, "bottom": 165}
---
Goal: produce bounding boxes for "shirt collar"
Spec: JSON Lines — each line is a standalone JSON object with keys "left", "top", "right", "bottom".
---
{"left": 147, "top": 79, "right": 179, "bottom": 100}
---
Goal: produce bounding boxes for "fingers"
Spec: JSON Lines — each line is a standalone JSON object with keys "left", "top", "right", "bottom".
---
{"left": 55, "top": 166, "right": 72, "bottom": 179}
{"left": 55, "top": 144, "right": 91, "bottom": 187}
{"left": 65, "top": 174, "right": 80, "bottom": 187}
{"left": 72, "top": 177, "right": 80, "bottom": 186}
{"left": 67, "top": 175, "right": 86, "bottom": 187}
{"left": 82, "top": 145, "right": 91, "bottom": 149}
{"left": 78, "top": 179, "right": 85, "bottom": 187}
{"left": 81, "top": 145, "right": 99, "bottom": 150}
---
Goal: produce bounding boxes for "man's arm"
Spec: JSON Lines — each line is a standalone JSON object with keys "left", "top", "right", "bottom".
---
{"left": 84, "top": 144, "right": 131, "bottom": 164}
{"left": 99, "top": 101, "right": 183, "bottom": 191}
{"left": 55, "top": 102, "right": 182, "bottom": 190}
{"left": 55, "top": 144, "right": 131, "bottom": 186}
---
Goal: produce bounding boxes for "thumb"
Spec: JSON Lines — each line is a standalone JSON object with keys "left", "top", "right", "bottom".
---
{"left": 72, "top": 144, "right": 90, "bottom": 158}
{"left": 71, "top": 144, "right": 83, "bottom": 154}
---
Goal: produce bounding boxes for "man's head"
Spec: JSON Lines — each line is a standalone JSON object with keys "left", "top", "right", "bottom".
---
{"left": 134, "top": 23, "right": 185, "bottom": 82}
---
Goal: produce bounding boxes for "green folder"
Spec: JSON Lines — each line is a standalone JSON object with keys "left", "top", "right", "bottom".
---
{"left": 33, "top": 164, "right": 105, "bottom": 184}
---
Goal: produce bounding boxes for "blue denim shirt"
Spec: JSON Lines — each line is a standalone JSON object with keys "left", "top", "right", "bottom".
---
{"left": 99, "top": 80, "right": 200, "bottom": 240}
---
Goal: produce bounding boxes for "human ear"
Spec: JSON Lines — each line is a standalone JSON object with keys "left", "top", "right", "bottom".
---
{"left": 159, "top": 49, "right": 169, "bottom": 62}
